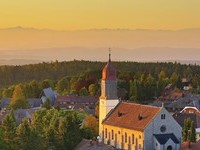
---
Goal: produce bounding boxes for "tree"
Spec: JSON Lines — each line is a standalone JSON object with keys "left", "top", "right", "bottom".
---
{"left": 82, "top": 115, "right": 98, "bottom": 138}
{"left": 41, "top": 79, "right": 54, "bottom": 89}
{"left": 2, "top": 86, "right": 14, "bottom": 98}
{"left": 29, "top": 80, "right": 41, "bottom": 98}
{"left": 170, "top": 72, "right": 178, "bottom": 85}
{"left": 88, "top": 84, "right": 97, "bottom": 96}
{"left": 57, "top": 115, "right": 82, "bottom": 150}
{"left": 129, "top": 80, "right": 134, "bottom": 98}
{"left": 0, "top": 127, "right": 7, "bottom": 149}
{"left": 183, "top": 119, "right": 189, "bottom": 142}
{"left": 42, "top": 98, "right": 52, "bottom": 110}
{"left": 182, "top": 118, "right": 196, "bottom": 142}
{"left": 2, "top": 110, "right": 17, "bottom": 150}
{"left": 159, "top": 70, "right": 166, "bottom": 81}
{"left": 56, "top": 78, "right": 69, "bottom": 95}
{"left": 177, "top": 76, "right": 182, "bottom": 89}
{"left": 10, "top": 84, "right": 28, "bottom": 109}
{"left": 129, "top": 80, "right": 140, "bottom": 102}
{"left": 16, "top": 119, "right": 32, "bottom": 150}
{"left": 190, "top": 121, "right": 196, "bottom": 143}
{"left": 79, "top": 87, "right": 89, "bottom": 96}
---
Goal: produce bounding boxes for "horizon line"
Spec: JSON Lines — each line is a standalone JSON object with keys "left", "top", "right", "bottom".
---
{"left": 1, "top": 26, "right": 200, "bottom": 32}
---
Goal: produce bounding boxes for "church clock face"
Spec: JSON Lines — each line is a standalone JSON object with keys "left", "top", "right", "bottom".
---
{"left": 160, "top": 125, "right": 167, "bottom": 133}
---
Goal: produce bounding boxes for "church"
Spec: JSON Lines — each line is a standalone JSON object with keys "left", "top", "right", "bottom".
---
{"left": 99, "top": 54, "right": 182, "bottom": 150}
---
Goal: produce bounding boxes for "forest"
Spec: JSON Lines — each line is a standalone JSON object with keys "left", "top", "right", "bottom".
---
{"left": 0, "top": 60, "right": 200, "bottom": 149}
{"left": 1, "top": 60, "right": 200, "bottom": 103}
{"left": 0, "top": 108, "right": 98, "bottom": 150}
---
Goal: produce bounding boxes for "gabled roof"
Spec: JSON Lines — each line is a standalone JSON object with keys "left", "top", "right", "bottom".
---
{"left": 166, "top": 94, "right": 200, "bottom": 109}
{"left": 42, "top": 88, "right": 56, "bottom": 105}
{"left": 43, "top": 88, "right": 55, "bottom": 98}
{"left": 154, "top": 133, "right": 180, "bottom": 145}
{"left": 102, "top": 102, "right": 161, "bottom": 131}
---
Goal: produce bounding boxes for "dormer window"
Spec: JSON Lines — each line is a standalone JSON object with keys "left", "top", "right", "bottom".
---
{"left": 161, "top": 114, "right": 166, "bottom": 120}
{"left": 118, "top": 111, "right": 123, "bottom": 117}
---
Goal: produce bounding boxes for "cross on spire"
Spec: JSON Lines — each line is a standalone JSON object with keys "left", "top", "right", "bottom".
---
{"left": 109, "top": 48, "right": 111, "bottom": 62}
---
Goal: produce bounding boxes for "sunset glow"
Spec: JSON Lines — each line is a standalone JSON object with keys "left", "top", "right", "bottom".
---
{"left": 1, "top": 0, "right": 200, "bottom": 30}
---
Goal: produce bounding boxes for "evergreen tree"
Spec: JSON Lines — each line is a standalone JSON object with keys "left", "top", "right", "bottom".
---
{"left": 190, "top": 121, "right": 196, "bottom": 143}
{"left": 177, "top": 76, "right": 182, "bottom": 89}
{"left": 130, "top": 80, "right": 139, "bottom": 102}
{"left": 182, "top": 119, "right": 189, "bottom": 141}
{"left": 79, "top": 87, "right": 89, "bottom": 96}
{"left": 182, "top": 118, "right": 196, "bottom": 142}
{"left": 2, "top": 110, "right": 17, "bottom": 150}
{"left": 0, "top": 127, "right": 7, "bottom": 149}
{"left": 16, "top": 119, "right": 32, "bottom": 150}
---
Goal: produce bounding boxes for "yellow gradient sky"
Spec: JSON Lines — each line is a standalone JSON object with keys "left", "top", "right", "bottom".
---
{"left": 1, "top": 0, "right": 200, "bottom": 30}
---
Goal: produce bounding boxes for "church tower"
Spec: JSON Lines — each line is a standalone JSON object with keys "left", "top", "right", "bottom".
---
{"left": 99, "top": 51, "right": 119, "bottom": 141}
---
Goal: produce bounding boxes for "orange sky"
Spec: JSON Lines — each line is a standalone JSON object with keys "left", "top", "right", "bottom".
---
{"left": 1, "top": 0, "right": 200, "bottom": 30}
{"left": 1, "top": 0, "right": 200, "bottom": 65}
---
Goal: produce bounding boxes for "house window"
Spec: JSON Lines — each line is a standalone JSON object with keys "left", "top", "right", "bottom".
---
{"left": 139, "top": 135, "right": 141, "bottom": 139}
{"left": 161, "top": 114, "right": 166, "bottom": 119}
{"left": 105, "top": 128, "right": 107, "bottom": 138}
{"left": 125, "top": 132, "right": 127, "bottom": 143}
{"left": 132, "top": 134, "right": 134, "bottom": 144}
{"left": 139, "top": 144, "right": 142, "bottom": 149}
{"left": 118, "top": 131, "right": 120, "bottom": 134}
{"left": 111, "top": 130, "right": 114, "bottom": 140}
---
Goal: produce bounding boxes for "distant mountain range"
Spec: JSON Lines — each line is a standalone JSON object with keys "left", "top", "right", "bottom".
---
{"left": 1, "top": 46, "right": 200, "bottom": 66}
{"left": 1, "top": 27, "right": 200, "bottom": 65}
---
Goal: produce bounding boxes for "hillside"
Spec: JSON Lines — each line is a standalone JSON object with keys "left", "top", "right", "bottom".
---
{"left": 0, "top": 60, "right": 199, "bottom": 88}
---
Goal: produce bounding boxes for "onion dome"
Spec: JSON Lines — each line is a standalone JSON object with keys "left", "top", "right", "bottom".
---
{"left": 102, "top": 53, "right": 117, "bottom": 80}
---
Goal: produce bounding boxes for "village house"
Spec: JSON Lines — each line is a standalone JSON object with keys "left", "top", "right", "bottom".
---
{"left": 54, "top": 95, "right": 97, "bottom": 114}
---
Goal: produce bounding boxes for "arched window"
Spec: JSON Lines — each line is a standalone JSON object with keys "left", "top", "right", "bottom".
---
{"left": 111, "top": 130, "right": 114, "bottom": 140}
{"left": 105, "top": 128, "right": 107, "bottom": 138}
{"left": 132, "top": 134, "right": 134, "bottom": 144}
{"left": 125, "top": 132, "right": 127, "bottom": 143}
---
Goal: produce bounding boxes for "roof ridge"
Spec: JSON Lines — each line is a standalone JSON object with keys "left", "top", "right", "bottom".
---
{"left": 122, "top": 101, "right": 161, "bottom": 109}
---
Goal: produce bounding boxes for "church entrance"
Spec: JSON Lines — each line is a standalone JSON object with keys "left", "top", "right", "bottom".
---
{"left": 167, "top": 145, "right": 172, "bottom": 150}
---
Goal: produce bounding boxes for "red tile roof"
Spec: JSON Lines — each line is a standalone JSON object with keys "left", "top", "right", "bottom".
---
{"left": 103, "top": 102, "right": 161, "bottom": 131}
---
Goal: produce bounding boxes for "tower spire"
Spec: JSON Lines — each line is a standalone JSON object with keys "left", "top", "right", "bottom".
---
{"left": 109, "top": 48, "right": 111, "bottom": 62}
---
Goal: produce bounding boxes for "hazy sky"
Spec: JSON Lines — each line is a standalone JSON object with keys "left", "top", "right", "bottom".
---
{"left": 1, "top": 0, "right": 200, "bottom": 65}
{"left": 1, "top": 0, "right": 200, "bottom": 30}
